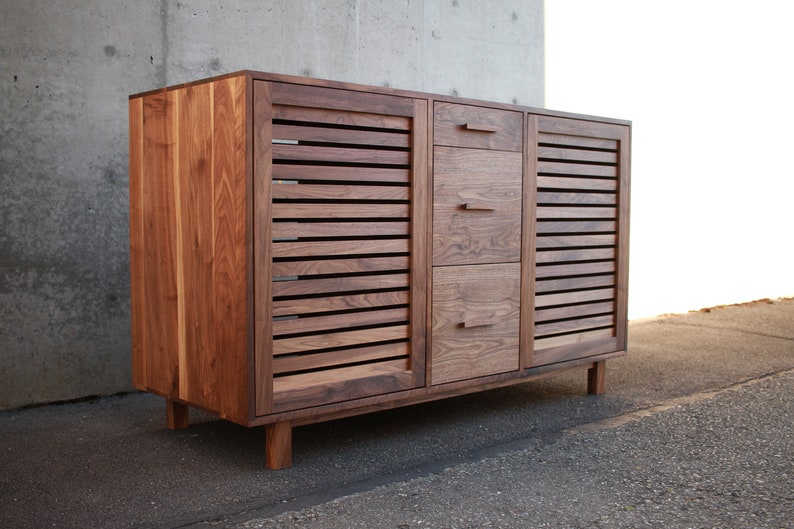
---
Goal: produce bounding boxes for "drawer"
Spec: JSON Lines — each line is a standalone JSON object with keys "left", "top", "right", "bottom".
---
{"left": 432, "top": 263, "right": 520, "bottom": 384}
{"left": 433, "top": 146, "right": 522, "bottom": 266}
{"left": 434, "top": 102, "right": 523, "bottom": 151}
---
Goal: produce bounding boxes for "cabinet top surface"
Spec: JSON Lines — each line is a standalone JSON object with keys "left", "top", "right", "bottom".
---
{"left": 128, "top": 70, "right": 631, "bottom": 127}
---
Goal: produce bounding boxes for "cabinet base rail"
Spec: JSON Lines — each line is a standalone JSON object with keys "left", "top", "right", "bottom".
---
{"left": 165, "top": 359, "right": 610, "bottom": 470}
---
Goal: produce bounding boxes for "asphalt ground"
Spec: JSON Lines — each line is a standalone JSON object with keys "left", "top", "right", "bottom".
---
{"left": 1, "top": 298, "right": 792, "bottom": 528}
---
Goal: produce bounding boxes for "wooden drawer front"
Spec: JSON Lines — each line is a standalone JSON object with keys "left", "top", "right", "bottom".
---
{"left": 434, "top": 102, "right": 523, "bottom": 151}
{"left": 432, "top": 263, "right": 520, "bottom": 384}
{"left": 433, "top": 146, "right": 522, "bottom": 266}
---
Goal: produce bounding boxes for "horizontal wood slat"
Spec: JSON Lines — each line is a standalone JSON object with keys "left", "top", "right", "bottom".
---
{"left": 272, "top": 256, "right": 409, "bottom": 278}
{"left": 273, "top": 123, "right": 410, "bottom": 148}
{"left": 534, "top": 328, "right": 616, "bottom": 350}
{"left": 272, "top": 362, "right": 413, "bottom": 413}
{"left": 535, "top": 301, "right": 615, "bottom": 322}
{"left": 273, "top": 144, "right": 410, "bottom": 166}
{"left": 535, "top": 274, "right": 615, "bottom": 294}
{"left": 273, "top": 324, "right": 409, "bottom": 355}
{"left": 536, "top": 206, "right": 616, "bottom": 219}
{"left": 537, "top": 146, "right": 617, "bottom": 164}
{"left": 273, "top": 360, "right": 410, "bottom": 391}
{"left": 272, "top": 290, "right": 410, "bottom": 317}
{"left": 272, "top": 342, "right": 409, "bottom": 374}
{"left": 272, "top": 273, "right": 409, "bottom": 298}
{"left": 272, "top": 183, "right": 409, "bottom": 202}
{"left": 272, "top": 239, "right": 409, "bottom": 259}
{"left": 271, "top": 85, "right": 416, "bottom": 121}
{"left": 535, "top": 234, "right": 616, "bottom": 248}
{"left": 537, "top": 161, "right": 617, "bottom": 178}
{"left": 272, "top": 221, "right": 409, "bottom": 239}
{"left": 536, "top": 191, "right": 616, "bottom": 206}
{"left": 536, "top": 220, "right": 616, "bottom": 234}
{"left": 535, "top": 248, "right": 616, "bottom": 263}
{"left": 535, "top": 288, "right": 615, "bottom": 308}
{"left": 535, "top": 314, "right": 615, "bottom": 337}
{"left": 535, "top": 261, "right": 616, "bottom": 278}
{"left": 273, "top": 164, "right": 410, "bottom": 183}
{"left": 271, "top": 203, "right": 409, "bottom": 219}
{"left": 536, "top": 176, "right": 617, "bottom": 192}
{"left": 272, "top": 307, "right": 409, "bottom": 336}
{"left": 533, "top": 334, "right": 618, "bottom": 365}
{"left": 538, "top": 132, "right": 618, "bottom": 150}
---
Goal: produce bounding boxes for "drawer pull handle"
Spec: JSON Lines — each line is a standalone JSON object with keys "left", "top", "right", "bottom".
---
{"left": 462, "top": 318, "right": 500, "bottom": 328}
{"left": 464, "top": 122, "right": 500, "bottom": 133}
{"left": 463, "top": 202, "right": 496, "bottom": 211}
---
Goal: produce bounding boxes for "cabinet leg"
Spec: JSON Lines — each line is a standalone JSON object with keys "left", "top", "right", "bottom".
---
{"left": 166, "top": 399, "right": 190, "bottom": 430}
{"left": 587, "top": 360, "right": 607, "bottom": 395}
{"left": 266, "top": 421, "right": 292, "bottom": 470}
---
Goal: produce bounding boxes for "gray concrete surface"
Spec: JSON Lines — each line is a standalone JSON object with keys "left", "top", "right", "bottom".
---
{"left": 1, "top": 298, "right": 792, "bottom": 528}
{"left": 0, "top": 0, "right": 544, "bottom": 410}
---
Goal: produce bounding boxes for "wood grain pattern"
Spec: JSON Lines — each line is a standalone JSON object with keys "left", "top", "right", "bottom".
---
{"left": 129, "top": 97, "right": 145, "bottom": 389}
{"left": 530, "top": 114, "right": 630, "bottom": 369}
{"left": 130, "top": 72, "right": 630, "bottom": 461}
{"left": 273, "top": 324, "right": 409, "bottom": 355}
{"left": 271, "top": 256, "right": 409, "bottom": 278}
{"left": 273, "top": 123, "right": 410, "bottom": 147}
{"left": 273, "top": 164, "right": 410, "bottom": 184}
{"left": 432, "top": 263, "right": 520, "bottom": 384}
{"left": 130, "top": 74, "right": 250, "bottom": 422}
{"left": 272, "top": 361, "right": 413, "bottom": 414}
{"left": 271, "top": 83, "right": 416, "bottom": 120}
{"left": 433, "top": 147, "right": 522, "bottom": 266}
{"left": 272, "top": 221, "right": 409, "bottom": 239}
{"left": 254, "top": 79, "right": 275, "bottom": 416}
{"left": 588, "top": 360, "right": 607, "bottom": 395}
{"left": 140, "top": 90, "right": 180, "bottom": 399}
{"left": 271, "top": 183, "right": 409, "bottom": 202}
{"left": 273, "top": 342, "right": 408, "bottom": 375}
{"left": 271, "top": 273, "right": 409, "bottom": 298}
{"left": 167, "top": 399, "right": 189, "bottom": 430}
{"left": 272, "top": 307, "right": 408, "bottom": 337}
{"left": 265, "top": 421, "right": 292, "bottom": 469}
{"left": 434, "top": 102, "right": 523, "bottom": 151}
{"left": 265, "top": 84, "right": 427, "bottom": 414}
{"left": 271, "top": 203, "right": 409, "bottom": 220}
{"left": 272, "top": 144, "right": 410, "bottom": 166}
{"left": 272, "top": 290, "right": 409, "bottom": 318}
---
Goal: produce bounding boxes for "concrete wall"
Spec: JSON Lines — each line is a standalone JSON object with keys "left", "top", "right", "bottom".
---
{"left": 0, "top": 0, "right": 544, "bottom": 410}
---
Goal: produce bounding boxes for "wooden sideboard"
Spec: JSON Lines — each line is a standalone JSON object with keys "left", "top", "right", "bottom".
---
{"left": 129, "top": 70, "right": 630, "bottom": 469}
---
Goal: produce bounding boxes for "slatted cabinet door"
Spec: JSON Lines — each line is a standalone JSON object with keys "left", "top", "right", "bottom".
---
{"left": 254, "top": 82, "right": 429, "bottom": 415}
{"left": 528, "top": 115, "right": 630, "bottom": 367}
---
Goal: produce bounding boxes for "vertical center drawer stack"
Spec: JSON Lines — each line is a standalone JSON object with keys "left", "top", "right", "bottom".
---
{"left": 431, "top": 102, "right": 524, "bottom": 385}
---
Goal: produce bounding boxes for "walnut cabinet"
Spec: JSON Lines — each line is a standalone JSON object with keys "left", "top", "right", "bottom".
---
{"left": 129, "top": 71, "right": 630, "bottom": 469}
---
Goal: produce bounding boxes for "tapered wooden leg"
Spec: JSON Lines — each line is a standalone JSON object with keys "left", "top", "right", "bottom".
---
{"left": 587, "top": 360, "right": 607, "bottom": 395}
{"left": 166, "top": 399, "right": 190, "bottom": 430}
{"left": 266, "top": 421, "right": 292, "bottom": 470}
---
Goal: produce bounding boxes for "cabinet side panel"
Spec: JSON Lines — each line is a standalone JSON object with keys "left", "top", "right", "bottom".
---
{"left": 213, "top": 75, "right": 250, "bottom": 422}
{"left": 140, "top": 91, "right": 180, "bottom": 398}
{"left": 170, "top": 76, "right": 250, "bottom": 423}
{"left": 175, "top": 84, "right": 214, "bottom": 408}
{"left": 129, "top": 97, "right": 146, "bottom": 388}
